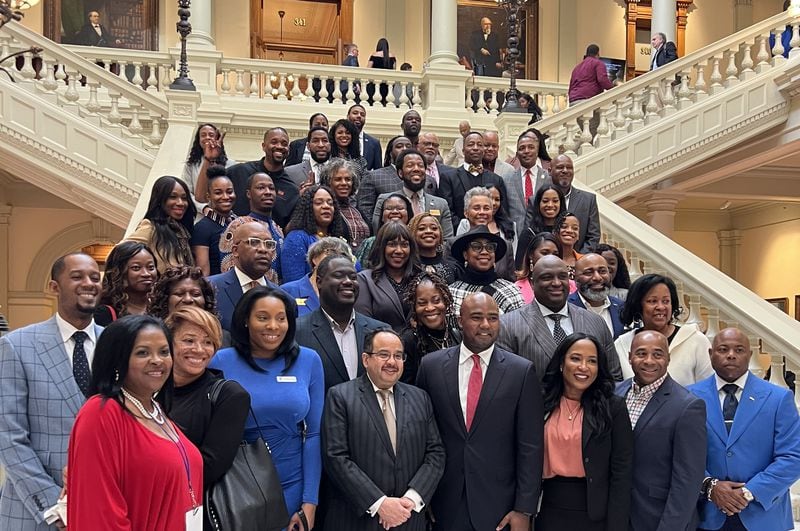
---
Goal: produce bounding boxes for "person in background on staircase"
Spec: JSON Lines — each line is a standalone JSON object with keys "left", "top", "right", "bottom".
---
{"left": 127, "top": 175, "right": 196, "bottom": 273}
{"left": 650, "top": 32, "right": 678, "bottom": 70}
{"left": 191, "top": 165, "right": 237, "bottom": 277}
{"left": 183, "top": 123, "right": 236, "bottom": 212}
{"left": 568, "top": 44, "right": 613, "bottom": 140}
{"left": 595, "top": 243, "right": 631, "bottom": 301}
{"left": 444, "top": 120, "right": 471, "bottom": 167}
{"left": 94, "top": 241, "right": 158, "bottom": 326}
{"left": 615, "top": 274, "right": 713, "bottom": 387}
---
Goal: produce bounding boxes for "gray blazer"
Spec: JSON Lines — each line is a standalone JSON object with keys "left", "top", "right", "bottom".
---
{"left": 356, "top": 166, "right": 402, "bottom": 220}
{"left": 322, "top": 375, "right": 445, "bottom": 531}
{"left": 354, "top": 270, "right": 408, "bottom": 333}
{"left": 503, "top": 165, "right": 548, "bottom": 237}
{"left": 491, "top": 159, "right": 517, "bottom": 181}
{"left": 373, "top": 192, "right": 454, "bottom": 239}
{"left": 284, "top": 160, "right": 314, "bottom": 187}
{"left": 0, "top": 316, "right": 103, "bottom": 530}
{"left": 496, "top": 302, "right": 622, "bottom": 381}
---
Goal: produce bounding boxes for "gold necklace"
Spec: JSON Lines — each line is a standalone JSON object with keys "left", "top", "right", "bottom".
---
{"left": 563, "top": 399, "right": 581, "bottom": 421}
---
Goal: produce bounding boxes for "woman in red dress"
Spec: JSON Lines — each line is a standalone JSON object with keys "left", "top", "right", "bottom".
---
{"left": 67, "top": 315, "right": 203, "bottom": 530}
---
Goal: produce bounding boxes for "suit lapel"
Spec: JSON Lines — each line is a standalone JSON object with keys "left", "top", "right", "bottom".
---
{"left": 524, "top": 305, "right": 557, "bottom": 364}
{"left": 456, "top": 168, "right": 473, "bottom": 197}
{"left": 511, "top": 169, "right": 524, "bottom": 204}
{"left": 443, "top": 348, "right": 467, "bottom": 438}
{"left": 37, "top": 319, "right": 83, "bottom": 416}
{"left": 311, "top": 312, "right": 350, "bottom": 383}
{"left": 700, "top": 377, "right": 728, "bottom": 444}
{"left": 222, "top": 271, "right": 243, "bottom": 310}
{"left": 375, "top": 275, "right": 403, "bottom": 317}
{"left": 394, "top": 384, "right": 407, "bottom": 453}
{"left": 581, "top": 410, "right": 594, "bottom": 450}
{"left": 469, "top": 347, "right": 507, "bottom": 435}
{"left": 726, "top": 375, "right": 769, "bottom": 447}
{"left": 358, "top": 376, "right": 395, "bottom": 458}
{"left": 353, "top": 316, "right": 368, "bottom": 378}
{"left": 634, "top": 377, "right": 672, "bottom": 435}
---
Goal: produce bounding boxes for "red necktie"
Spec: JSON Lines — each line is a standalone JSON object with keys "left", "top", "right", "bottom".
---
{"left": 466, "top": 354, "right": 482, "bottom": 430}
{"left": 524, "top": 169, "right": 533, "bottom": 203}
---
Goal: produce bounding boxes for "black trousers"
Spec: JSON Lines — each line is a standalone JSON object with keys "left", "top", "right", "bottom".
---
{"left": 700, "top": 513, "right": 748, "bottom": 530}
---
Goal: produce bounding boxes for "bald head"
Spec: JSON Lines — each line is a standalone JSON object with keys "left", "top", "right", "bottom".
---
{"left": 574, "top": 253, "right": 612, "bottom": 304}
{"left": 629, "top": 330, "right": 670, "bottom": 386}
{"left": 232, "top": 220, "right": 272, "bottom": 278}
{"left": 532, "top": 255, "right": 570, "bottom": 311}
{"left": 459, "top": 292, "right": 500, "bottom": 353}
{"left": 458, "top": 121, "right": 471, "bottom": 136}
{"left": 710, "top": 328, "right": 751, "bottom": 382}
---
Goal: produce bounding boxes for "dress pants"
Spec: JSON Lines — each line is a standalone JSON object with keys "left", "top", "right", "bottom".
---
{"left": 535, "top": 476, "right": 603, "bottom": 531}
{"left": 700, "top": 513, "right": 748, "bottom": 531}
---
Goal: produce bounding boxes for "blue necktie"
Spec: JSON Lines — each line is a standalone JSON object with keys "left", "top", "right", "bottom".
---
{"left": 72, "top": 331, "right": 91, "bottom": 397}
{"left": 722, "top": 384, "right": 739, "bottom": 433}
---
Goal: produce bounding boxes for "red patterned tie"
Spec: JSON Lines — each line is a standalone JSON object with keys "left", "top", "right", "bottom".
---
{"left": 466, "top": 354, "right": 482, "bottom": 430}
{"left": 524, "top": 169, "right": 533, "bottom": 203}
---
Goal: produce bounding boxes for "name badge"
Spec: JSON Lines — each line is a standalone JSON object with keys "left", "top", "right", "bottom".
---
{"left": 277, "top": 376, "right": 297, "bottom": 383}
{"left": 186, "top": 506, "right": 203, "bottom": 530}
{"left": 430, "top": 209, "right": 441, "bottom": 216}
{"left": 295, "top": 298, "right": 307, "bottom": 306}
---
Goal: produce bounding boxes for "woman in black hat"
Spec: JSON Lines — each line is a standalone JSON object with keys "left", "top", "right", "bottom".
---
{"left": 448, "top": 224, "right": 525, "bottom": 316}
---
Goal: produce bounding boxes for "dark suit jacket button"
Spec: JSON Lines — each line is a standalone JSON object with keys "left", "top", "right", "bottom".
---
{"left": 584, "top": 457, "right": 589, "bottom": 463}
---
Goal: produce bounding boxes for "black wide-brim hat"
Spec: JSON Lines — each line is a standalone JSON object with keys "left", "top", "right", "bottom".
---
{"left": 450, "top": 224, "right": 508, "bottom": 261}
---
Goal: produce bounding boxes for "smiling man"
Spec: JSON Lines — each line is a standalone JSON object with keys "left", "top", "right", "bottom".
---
{"left": 227, "top": 127, "right": 299, "bottom": 229}
{"left": 322, "top": 329, "right": 445, "bottom": 530}
{"left": 568, "top": 253, "right": 625, "bottom": 339}
{"left": 285, "top": 126, "right": 331, "bottom": 188}
{"left": 497, "top": 255, "right": 622, "bottom": 381}
{"left": 615, "top": 330, "right": 707, "bottom": 531}
{"left": 0, "top": 253, "right": 104, "bottom": 530}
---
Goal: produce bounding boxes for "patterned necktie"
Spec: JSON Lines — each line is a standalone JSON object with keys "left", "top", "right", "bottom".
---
{"left": 722, "top": 384, "right": 739, "bottom": 433}
{"left": 466, "top": 354, "right": 483, "bottom": 430}
{"left": 548, "top": 314, "right": 567, "bottom": 344}
{"left": 411, "top": 192, "right": 422, "bottom": 216}
{"left": 246, "top": 280, "right": 261, "bottom": 291}
{"left": 524, "top": 169, "right": 533, "bottom": 203}
{"left": 378, "top": 389, "right": 396, "bottom": 453}
{"left": 468, "top": 164, "right": 483, "bottom": 175}
{"left": 72, "top": 331, "right": 91, "bottom": 397}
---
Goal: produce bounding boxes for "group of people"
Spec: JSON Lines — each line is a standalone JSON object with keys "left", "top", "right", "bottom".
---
{"left": 0, "top": 107, "right": 798, "bottom": 531}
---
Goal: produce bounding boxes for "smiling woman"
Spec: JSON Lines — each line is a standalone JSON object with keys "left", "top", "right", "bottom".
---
{"left": 94, "top": 241, "right": 158, "bottom": 326}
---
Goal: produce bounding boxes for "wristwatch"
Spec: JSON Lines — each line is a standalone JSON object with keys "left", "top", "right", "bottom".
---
{"left": 741, "top": 486, "right": 754, "bottom": 502}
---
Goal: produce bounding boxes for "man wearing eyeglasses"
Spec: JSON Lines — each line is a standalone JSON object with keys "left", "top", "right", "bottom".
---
{"left": 322, "top": 329, "right": 445, "bottom": 530}
{"left": 208, "top": 219, "right": 282, "bottom": 331}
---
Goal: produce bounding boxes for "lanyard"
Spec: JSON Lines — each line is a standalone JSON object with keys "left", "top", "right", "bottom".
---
{"left": 157, "top": 420, "right": 199, "bottom": 510}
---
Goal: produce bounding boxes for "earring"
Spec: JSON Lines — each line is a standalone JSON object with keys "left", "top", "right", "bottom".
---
{"left": 560, "top": 366, "right": 563, "bottom": 373}
{"left": 114, "top": 369, "right": 120, "bottom": 383}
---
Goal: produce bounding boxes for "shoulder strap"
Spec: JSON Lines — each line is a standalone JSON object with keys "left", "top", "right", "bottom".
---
{"left": 105, "top": 305, "right": 117, "bottom": 321}
{"left": 207, "top": 378, "right": 228, "bottom": 404}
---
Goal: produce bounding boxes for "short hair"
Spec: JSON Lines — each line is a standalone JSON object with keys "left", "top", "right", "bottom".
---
{"left": 308, "top": 113, "right": 327, "bottom": 128}
{"left": 464, "top": 131, "right": 484, "bottom": 143}
{"left": 147, "top": 266, "right": 217, "bottom": 320}
{"left": 363, "top": 328, "right": 401, "bottom": 355}
{"left": 516, "top": 127, "right": 551, "bottom": 161}
{"left": 585, "top": 44, "right": 600, "bottom": 57}
{"left": 51, "top": 252, "right": 92, "bottom": 281}
{"left": 621, "top": 273, "right": 682, "bottom": 327}
{"left": 306, "top": 236, "right": 354, "bottom": 268}
{"left": 400, "top": 63, "right": 412, "bottom": 71}
{"left": 164, "top": 306, "right": 223, "bottom": 352}
{"left": 395, "top": 148, "right": 427, "bottom": 171}
{"left": 89, "top": 315, "right": 173, "bottom": 401}
{"left": 245, "top": 171, "right": 271, "bottom": 191}
{"left": 376, "top": 193, "right": 414, "bottom": 232}
{"left": 306, "top": 125, "right": 329, "bottom": 143}
{"left": 318, "top": 158, "right": 361, "bottom": 196}
{"left": 383, "top": 135, "right": 411, "bottom": 167}
{"left": 347, "top": 103, "right": 366, "bottom": 115}
{"left": 554, "top": 210, "right": 580, "bottom": 242}
{"left": 315, "top": 253, "right": 355, "bottom": 282}
{"left": 463, "top": 186, "right": 492, "bottom": 211}
{"left": 262, "top": 127, "right": 289, "bottom": 141}
{"left": 230, "top": 287, "right": 299, "bottom": 373}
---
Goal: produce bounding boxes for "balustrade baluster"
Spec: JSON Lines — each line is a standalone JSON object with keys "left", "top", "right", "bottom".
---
{"left": 739, "top": 43, "right": 755, "bottom": 80}
{"left": 660, "top": 79, "right": 677, "bottom": 116}
{"left": 562, "top": 123, "right": 579, "bottom": 158}
{"left": 790, "top": 23, "right": 800, "bottom": 58}
{"left": 694, "top": 63, "right": 708, "bottom": 99}
{"left": 552, "top": 93, "right": 562, "bottom": 114}
{"left": 128, "top": 103, "right": 143, "bottom": 135}
{"left": 765, "top": 345, "right": 790, "bottom": 389}
{"left": 341, "top": 78, "right": 354, "bottom": 105}
{"left": 628, "top": 251, "right": 644, "bottom": 280}
{"left": 644, "top": 85, "right": 660, "bottom": 124}
{"left": 289, "top": 74, "right": 301, "bottom": 101}
{"left": 684, "top": 293, "right": 703, "bottom": 328}
{"left": 385, "top": 82, "right": 396, "bottom": 108}
{"left": 332, "top": 77, "right": 343, "bottom": 105}
{"left": 132, "top": 63, "right": 144, "bottom": 88}
{"left": 541, "top": 93, "right": 552, "bottom": 117}
{"left": 220, "top": 70, "right": 231, "bottom": 95}
{"left": 398, "top": 82, "right": 410, "bottom": 109}
{"left": 488, "top": 90, "right": 499, "bottom": 114}
{"left": 772, "top": 25, "right": 787, "bottom": 65}
{"left": 709, "top": 57, "right": 724, "bottom": 94}
{"left": 318, "top": 75, "right": 329, "bottom": 103}
{"left": 578, "top": 112, "right": 594, "bottom": 153}
{"left": 19, "top": 52, "right": 35, "bottom": 80}
{"left": 108, "top": 94, "right": 122, "bottom": 124}
{"left": 149, "top": 114, "right": 163, "bottom": 145}
{"left": 755, "top": 35, "right": 771, "bottom": 73}
{"left": 594, "top": 104, "right": 612, "bottom": 148}
{"left": 464, "top": 88, "right": 474, "bottom": 112}
{"left": 86, "top": 81, "right": 101, "bottom": 113}
{"left": 612, "top": 100, "right": 627, "bottom": 139}
{"left": 747, "top": 334, "right": 767, "bottom": 379}
{"left": 705, "top": 308, "right": 720, "bottom": 342}
{"left": 234, "top": 70, "right": 245, "bottom": 96}
{"left": 628, "top": 92, "right": 644, "bottom": 131}
{"left": 676, "top": 70, "right": 692, "bottom": 110}
{"left": 41, "top": 57, "right": 58, "bottom": 92}
{"left": 0, "top": 35, "right": 9, "bottom": 59}
{"left": 246, "top": 71, "right": 257, "bottom": 97}
{"left": 304, "top": 76, "right": 315, "bottom": 101}
{"left": 64, "top": 67, "right": 80, "bottom": 103}
{"left": 724, "top": 50, "right": 739, "bottom": 87}
{"left": 146, "top": 66, "right": 158, "bottom": 92}
{"left": 412, "top": 86, "right": 422, "bottom": 108}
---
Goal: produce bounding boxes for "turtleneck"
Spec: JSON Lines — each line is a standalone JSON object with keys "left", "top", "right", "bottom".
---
{"left": 460, "top": 266, "right": 498, "bottom": 286}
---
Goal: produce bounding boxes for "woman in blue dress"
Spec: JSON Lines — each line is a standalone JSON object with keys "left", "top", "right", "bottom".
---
{"left": 210, "top": 286, "right": 323, "bottom": 531}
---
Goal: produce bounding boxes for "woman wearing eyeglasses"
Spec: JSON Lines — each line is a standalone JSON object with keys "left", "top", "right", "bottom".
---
{"left": 281, "top": 185, "right": 350, "bottom": 283}
{"left": 448, "top": 225, "right": 525, "bottom": 316}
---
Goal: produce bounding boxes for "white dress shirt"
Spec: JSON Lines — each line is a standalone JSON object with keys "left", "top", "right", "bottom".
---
{"left": 578, "top": 292, "right": 613, "bottom": 335}
{"left": 234, "top": 266, "right": 266, "bottom": 292}
{"left": 458, "top": 343, "right": 493, "bottom": 423}
{"left": 715, "top": 371, "right": 749, "bottom": 411}
{"left": 55, "top": 312, "right": 97, "bottom": 368}
{"left": 536, "top": 301, "right": 574, "bottom": 337}
{"left": 321, "top": 309, "right": 358, "bottom": 379}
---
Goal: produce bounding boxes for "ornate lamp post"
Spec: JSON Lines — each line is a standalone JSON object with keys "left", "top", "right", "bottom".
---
{"left": 496, "top": 0, "right": 528, "bottom": 113}
{"left": 169, "top": 0, "right": 195, "bottom": 90}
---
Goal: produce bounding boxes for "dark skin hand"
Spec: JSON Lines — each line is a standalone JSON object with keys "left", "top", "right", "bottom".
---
{"left": 710, "top": 481, "right": 748, "bottom": 515}
{"left": 496, "top": 510, "right": 530, "bottom": 531}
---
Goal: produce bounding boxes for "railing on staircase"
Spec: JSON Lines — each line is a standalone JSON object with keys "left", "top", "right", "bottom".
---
{"left": 598, "top": 190, "right": 800, "bottom": 396}
{"left": 534, "top": 10, "right": 800, "bottom": 199}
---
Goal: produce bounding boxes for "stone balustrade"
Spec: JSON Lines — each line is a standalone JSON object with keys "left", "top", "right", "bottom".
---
{"left": 464, "top": 75, "right": 568, "bottom": 117}
{"left": 64, "top": 44, "right": 175, "bottom": 94}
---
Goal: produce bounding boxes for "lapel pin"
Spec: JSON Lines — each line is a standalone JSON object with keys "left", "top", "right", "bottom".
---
{"left": 748, "top": 396, "right": 755, "bottom": 401}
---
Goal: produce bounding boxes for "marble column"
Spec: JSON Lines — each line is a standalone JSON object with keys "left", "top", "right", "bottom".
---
{"left": 0, "top": 206, "right": 10, "bottom": 328}
{"left": 643, "top": 191, "right": 683, "bottom": 238}
{"left": 717, "top": 229, "right": 742, "bottom": 279}
{"left": 651, "top": 0, "right": 677, "bottom": 43}
{"left": 185, "top": 0, "right": 215, "bottom": 49}
{"left": 428, "top": 0, "right": 459, "bottom": 65}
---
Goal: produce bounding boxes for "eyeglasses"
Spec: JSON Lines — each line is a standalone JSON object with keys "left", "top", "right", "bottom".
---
{"left": 468, "top": 241, "right": 497, "bottom": 253}
{"left": 420, "top": 141, "right": 440, "bottom": 149}
{"left": 366, "top": 351, "right": 407, "bottom": 362}
{"left": 241, "top": 237, "right": 276, "bottom": 250}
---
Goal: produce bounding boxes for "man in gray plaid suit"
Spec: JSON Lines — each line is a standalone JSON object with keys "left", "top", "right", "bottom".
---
{"left": 0, "top": 252, "right": 103, "bottom": 529}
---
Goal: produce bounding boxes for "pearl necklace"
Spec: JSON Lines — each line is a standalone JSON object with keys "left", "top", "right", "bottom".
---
{"left": 121, "top": 388, "right": 165, "bottom": 425}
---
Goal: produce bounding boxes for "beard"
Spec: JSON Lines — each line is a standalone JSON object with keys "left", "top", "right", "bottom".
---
{"left": 403, "top": 178, "right": 425, "bottom": 192}
{"left": 579, "top": 282, "right": 610, "bottom": 303}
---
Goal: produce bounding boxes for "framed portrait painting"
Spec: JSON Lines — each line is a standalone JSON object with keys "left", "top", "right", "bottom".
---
{"left": 44, "top": 0, "right": 159, "bottom": 51}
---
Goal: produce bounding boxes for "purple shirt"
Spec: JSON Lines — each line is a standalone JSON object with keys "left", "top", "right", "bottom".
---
{"left": 568, "top": 56, "right": 613, "bottom": 103}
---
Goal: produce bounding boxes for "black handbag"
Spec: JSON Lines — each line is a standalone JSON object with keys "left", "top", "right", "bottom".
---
{"left": 205, "top": 379, "right": 289, "bottom": 531}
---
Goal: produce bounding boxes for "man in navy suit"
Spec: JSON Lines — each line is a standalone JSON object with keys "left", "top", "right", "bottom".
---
{"left": 690, "top": 328, "right": 800, "bottom": 531}
{"left": 207, "top": 220, "right": 281, "bottom": 331}
{"left": 417, "top": 293, "right": 542, "bottom": 531}
{"left": 650, "top": 32, "right": 678, "bottom": 70}
{"left": 286, "top": 113, "right": 329, "bottom": 167}
{"left": 569, "top": 253, "right": 625, "bottom": 339}
{"left": 347, "top": 104, "right": 382, "bottom": 171}
{"left": 0, "top": 253, "right": 104, "bottom": 530}
{"left": 615, "top": 330, "right": 706, "bottom": 531}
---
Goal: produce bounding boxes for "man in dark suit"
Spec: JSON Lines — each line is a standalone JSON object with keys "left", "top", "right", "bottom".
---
{"left": 356, "top": 136, "right": 413, "bottom": 220}
{"left": 469, "top": 17, "right": 502, "bottom": 77}
{"left": 527, "top": 153, "right": 599, "bottom": 253}
{"left": 207, "top": 220, "right": 280, "bottom": 331}
{"left": 296, "top": 255, "right": 389, "bottom": 392}
{"left": 347, "top": 104, "right": 382, "bottom": 171}
{"left": 650, "top": 32, "right": 678, "bottom": 70}
{"left": 322, "top": 329, "right": 445, "bottom": 530}
{"left": 417, "top": 293, "right": 543, "bottom": 531}
{"left": 342, "top": 44, "right": 359, "bottom": 67}
{"left": 227, "top": 128, "right": 299, "bottom": 228}
{"left": 497, "top": 255, "right": 622, "bottom": 380}
{"left": 0, "top": 253, "right": 104, "bottom": 530}
{"left": 286, "top": 113, "right": 328, "bottom": 167}
{"left": 75, "top": 11, "right": 121, "bottom": 47}
{"left": 401, "top": 110, "right": 422, "bottom": 147}
{"left": 615, "top": 330, "right": 706, "bottom": 531}
{"left": 285, "top": 126, "right": 331, "bottom": 187}
{"left": 569, "top": 253, "right": 625, "bottom": 339}
{"left": 418, "top": 131, "right": 455, "bottom": 196}
{"left": 690, "top": 328, "right": 800, "bottom": 531}
{"left": 438, "top": 131, "right": 508, "bottom": 232}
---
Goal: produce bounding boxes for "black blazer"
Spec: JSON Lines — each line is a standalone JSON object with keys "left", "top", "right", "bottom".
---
{"left": 75, "top": 23, "right": 116, "bottom": 46}
{"left": 322, "top": 375, "right": 445, "bottom": 531}
{"left": 652, "top": 42, "right": 679, "bottom": 69}
{"left": 438, "top": 168, "right": 508, "bottom": 232}
{"left": 286, "top": 138, "right": 308, "bottom": 167}
{"left": 416, "top": 345, "right": 544, "bottom": 531}
{"left": 615, "top": 376, "right": 706, "bottom": 531}
{"left": 362, "top": 133, "right": 383, "bottom": 171}
{"left": 577, "top": 394, "right": 634, "bottom": 529}
{"left": 296, "top": 308, "right": 390, "bottom": 392}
